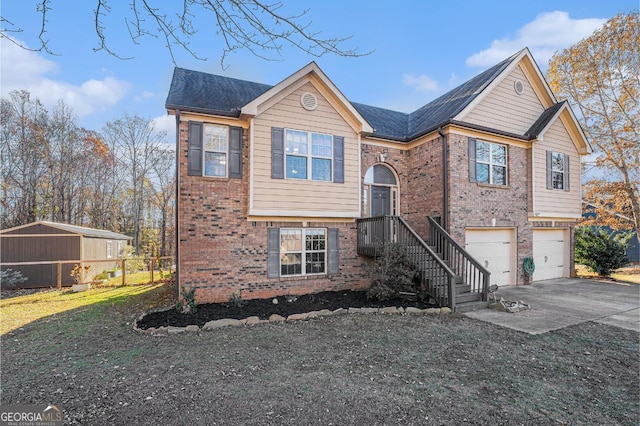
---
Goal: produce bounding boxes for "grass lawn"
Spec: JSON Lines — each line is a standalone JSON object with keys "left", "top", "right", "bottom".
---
{"left": 0, "top": 284, "right": 167, "bottom": 335}
{"left": 1, "top": 283, "right": 638, "bottom": 425}
{"left": 576, "top": 264, "right": 640, "bottom": 284}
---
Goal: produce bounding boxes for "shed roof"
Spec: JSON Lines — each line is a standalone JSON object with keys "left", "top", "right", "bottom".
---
{"left": 1, "top": 221, "right": 132, "bottom": 240}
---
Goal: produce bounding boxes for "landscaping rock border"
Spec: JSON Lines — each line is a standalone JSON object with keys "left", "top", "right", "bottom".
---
{"left": 133, "top": 306, "right": 452, "bottom": 336}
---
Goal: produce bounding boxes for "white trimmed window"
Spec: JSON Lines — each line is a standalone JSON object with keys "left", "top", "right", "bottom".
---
{"left": 551, "top": 152, "right": 567, "bottom": 190}
{"left": 203, "top": 124, "right": 229, "bottom": 177}
{"left": 279, "top": 228, "right": 327, "bottom": 276}
{"left": 476, "top": 141, "right": 507, "bottom": 185}
{"left": 285, "top": 129, "right": 332, "bottom": 181}
{"left": 106, "top": 241, "right": 113, "bottom": 258}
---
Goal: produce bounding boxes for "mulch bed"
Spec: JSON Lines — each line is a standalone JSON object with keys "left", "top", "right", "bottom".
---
{"left": 137, "top": 290, "right": 437, "bottom": 329}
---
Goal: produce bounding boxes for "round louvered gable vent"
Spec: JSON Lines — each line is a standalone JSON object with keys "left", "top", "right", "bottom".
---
{"left": 514, "top": 80, "right": 524, "bottom": 95}
{"left": 301, "top": 92, "right": 318, "bottom": 111}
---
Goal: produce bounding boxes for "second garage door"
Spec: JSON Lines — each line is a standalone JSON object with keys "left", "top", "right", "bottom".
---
{"left": 533, "top": 229, "right": 567, "bottom": 281}
{"left": 465, "top": 229, "right": 516, "bottom": 287}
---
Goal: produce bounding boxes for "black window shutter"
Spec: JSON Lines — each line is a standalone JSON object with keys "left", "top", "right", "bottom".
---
{"left": 271, "top": 127, "right": 284, "bottom": 179}
{"left": 229, "top": 126, "right": 243, "bottom": 179}
{"left": 468, "top": 137, "right": 477, "bottom": 182}
{"left": 564, "top": 155, "right": 570, "bottom": 191}
{"left": 333, "top": 136, "right": 344, "bottom": 183}
{"left": 267, "top": 228, "right": 280, "bottom": 278}
{"left": 328, "top": 228, "right": 339, "bottom": 275}
{"left": 546, "top": 150, "right": 553, "bottom": 190}
{"left": 188, "top": 122, "right": 203, "bottom": 176}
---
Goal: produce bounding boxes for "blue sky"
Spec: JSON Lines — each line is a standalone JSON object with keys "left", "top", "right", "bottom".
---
{"left": 1, "top": 1, "right": 635, "bottom": 144}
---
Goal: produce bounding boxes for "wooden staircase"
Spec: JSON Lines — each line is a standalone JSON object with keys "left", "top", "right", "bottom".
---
{"left": 356, "top": 216, "right": 490, "bottom": 313}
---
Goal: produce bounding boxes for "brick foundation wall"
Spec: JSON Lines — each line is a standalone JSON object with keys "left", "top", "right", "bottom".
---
{"left": 177, "top": 120, "right": 371, "bottom": 304}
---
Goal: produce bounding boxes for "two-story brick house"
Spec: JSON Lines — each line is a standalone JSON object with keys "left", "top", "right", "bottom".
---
{"left": 166, "top": 48, "right": 590, "bottom": 311}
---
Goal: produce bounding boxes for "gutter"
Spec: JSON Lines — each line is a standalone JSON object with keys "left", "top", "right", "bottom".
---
{"left": 165, "top": 103, "right": 241, "bottom": 118}
{"left": 438, "top": 127, "right": 448, "bottom": 230}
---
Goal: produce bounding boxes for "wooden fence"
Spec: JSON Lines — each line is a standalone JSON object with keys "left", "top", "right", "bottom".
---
{"left": 1, "top": 256, "right": 175, "bottom": 289}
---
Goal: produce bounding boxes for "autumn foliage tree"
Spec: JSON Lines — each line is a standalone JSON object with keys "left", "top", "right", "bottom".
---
{"left": 547, "top": 12, "right": 639, "bottom": 233}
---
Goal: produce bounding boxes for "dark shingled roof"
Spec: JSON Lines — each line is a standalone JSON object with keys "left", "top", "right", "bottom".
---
{"left": 526, "top": 101, "right": 566, "bottom": 138}
{"left": 166, "top": 68, "right": 271, "bottom": 116}
{"left": 166, "top": 50, "right": 526, "bottom": 141}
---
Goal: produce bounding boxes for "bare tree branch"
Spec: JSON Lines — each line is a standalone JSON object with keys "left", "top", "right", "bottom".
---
{"left": 1, "top": 1, "right": 371, "bottom": 66}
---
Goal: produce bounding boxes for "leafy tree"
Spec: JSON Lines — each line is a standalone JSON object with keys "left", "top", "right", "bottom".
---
{"left": 547, "top": 12, "right": 639, "bottom": 234}
{"left": 1, "top": 1, "right": 368, "bottom": 66}
{"left": 575, "top": 227, "right": 630, "bottom": 277}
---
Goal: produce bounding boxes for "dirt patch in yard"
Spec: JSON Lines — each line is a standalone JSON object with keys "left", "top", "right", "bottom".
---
{"left": 1, "top": 283, "right": 638, "bottom": 425}
{"left": 137, "top": 290, "right": 436, "bottom": 329}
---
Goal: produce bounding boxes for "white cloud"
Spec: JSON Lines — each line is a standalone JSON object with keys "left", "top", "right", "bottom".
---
{"left": 0, "top": 37, "right": 131, "bottom": 116}
{"left": 153, "top": 114, "right": 176, "bottom": 146}
{"left": 135, "top": 91, "right": 154, "bottom": 102}
{"left": 466, "top": 11, "right": 606, "bottom": 69}
{"left": 403, "top": 73, "right": 440, "bottom": 92}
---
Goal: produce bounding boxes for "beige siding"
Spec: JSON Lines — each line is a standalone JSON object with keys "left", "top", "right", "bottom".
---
{"left": 251, "top": 81, "right": 360, "bottom": 216}
{"left": 532, "top": 119, "right": 582, "bottom": 217}
{"left": 464, "top": 64, "right": 545, "bottom": 135}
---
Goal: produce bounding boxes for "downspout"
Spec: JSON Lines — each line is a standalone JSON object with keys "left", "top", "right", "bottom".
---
{"left": 174, "top": 109, "right": 181, "bottom": 301}
{"left": 438, "top": 127, "right": 448, "bottom": 230}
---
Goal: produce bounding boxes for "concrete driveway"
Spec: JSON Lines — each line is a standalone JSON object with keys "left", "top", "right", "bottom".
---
{"left": 464, "top": 278, "right": 640, "bottom": 334}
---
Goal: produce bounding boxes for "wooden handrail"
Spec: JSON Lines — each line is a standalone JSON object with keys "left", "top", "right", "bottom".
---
{"left": 427, "top": 217, "right": 490, "bottom": 301}
{"left": 357, "top": 215, "right": 457, "bottom": 309}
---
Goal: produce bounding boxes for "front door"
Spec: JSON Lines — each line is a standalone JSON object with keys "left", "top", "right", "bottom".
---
{"left": 371, "top": 186, "right": 391, "bottom": 216}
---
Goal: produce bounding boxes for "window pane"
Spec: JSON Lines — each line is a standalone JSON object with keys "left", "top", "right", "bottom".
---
{"left": 286, "top": 155, "right": 307, "bottom": 179}
{"left": 552, "top": 152, "right": 564, "bottom": 171}
{"left": 476, "top": 163, "right": 489, "bottom": 183}
{"left": 492, "top": 144, "right": 506, "bottom": 165}
{"left": 306, "top": 252, "right": 326, "bottom": 274}
{"left": 281, "top": 253, "right": 302, "bottom": 275}
{"left": 476, "top": 141, "right": 490, "bottom": 162}
{"left": 204, "top": 152, "right": 226, "bottom": 177}
{"left": 312, "top": 158, "right": 331, "bottom": 181}
{"left": 305, "top": 230, "right": 326, "bottom": 251}
{"left": 204, "top": 125, "right": 228, "bottom": 152}
{"left": 311, "top": 133, "right": 333, "bottom": 157}
{"left": 285, "top": 130, "right": 308, "bottom": 155}
{"left": 373, "top": 165, "right": 397, "bottom": 185}
{"left": 280, "top": 230, "right": 302, "bottom": 251}
{"left": 492, "top": 165, "right": 506, "bottom": 185}
{"left": 552, "top": 171, "right": 564, "bottom": 189}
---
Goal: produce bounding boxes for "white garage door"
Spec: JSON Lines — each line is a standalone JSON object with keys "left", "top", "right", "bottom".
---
{"left": 465, "top": 229, "right": 516, "bottom": 287}
{"left": 533, "top": 229, "right": 567, "bottom": 281}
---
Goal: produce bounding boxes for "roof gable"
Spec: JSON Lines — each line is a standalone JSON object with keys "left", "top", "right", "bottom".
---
{"left": 527, "top": 102, "right": 591, "bottom": 154}
{"left": 241, "top": 62, "right": 373, "bottom": 133}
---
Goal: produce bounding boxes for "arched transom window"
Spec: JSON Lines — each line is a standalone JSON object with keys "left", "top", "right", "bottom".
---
{"left": 363, "top": 164, "right": 399, "bottom": 217}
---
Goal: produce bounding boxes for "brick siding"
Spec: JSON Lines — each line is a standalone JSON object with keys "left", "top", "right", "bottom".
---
{"left": 177, "top": 120, "right": 371, "bottom": 303}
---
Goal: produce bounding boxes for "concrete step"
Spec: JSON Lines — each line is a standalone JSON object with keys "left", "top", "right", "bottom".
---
{"left": 455, "top": 300, "right": 490, "bottom": 313}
